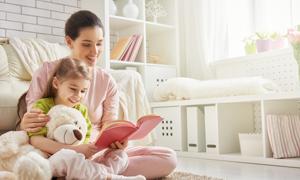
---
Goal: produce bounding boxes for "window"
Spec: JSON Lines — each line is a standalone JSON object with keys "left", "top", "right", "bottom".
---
{"left": 225, "top": 0, "right": 299, "bottom": 59}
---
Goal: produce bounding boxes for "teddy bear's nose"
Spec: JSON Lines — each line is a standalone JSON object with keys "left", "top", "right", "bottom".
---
{"left": 73, "top": 129, "right": 82, "bottom": 140}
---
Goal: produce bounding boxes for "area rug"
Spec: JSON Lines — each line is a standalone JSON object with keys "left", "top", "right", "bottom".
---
{"left": 155, "top": 171, "right": 223, "bottom": 180}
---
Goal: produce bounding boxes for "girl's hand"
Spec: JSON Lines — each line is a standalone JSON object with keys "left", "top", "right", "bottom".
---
{"left": 109, "top": 139, "right": 128, "bottom": 150}
{"left": 20, "top": 109, "right": 49, "bottom": 132}
{"left": 73, "top": 144, "right": 99, "bottom": 158}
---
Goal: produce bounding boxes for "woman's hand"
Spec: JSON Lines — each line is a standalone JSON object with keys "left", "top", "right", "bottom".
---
{"left": 109, "top": 139, "right": 128, "bottom": 150}
{"left": 73, "top": 144, "right": 99, "bottom": 158}
{"left": 20, "top": 109, "right": 49, "bottom": 132}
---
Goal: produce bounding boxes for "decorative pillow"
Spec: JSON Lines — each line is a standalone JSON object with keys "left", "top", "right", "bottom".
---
{"left": 266, "top": 114, "right": 300, "bottom": 158}
{"left": 2, "top": 44, "right": 31, "bottom": 81}
{"left": 153, "top": 77, "right": 280, "bottom": 101}
{"left": 0, "top": 45, "right": 9, "bottom": 80}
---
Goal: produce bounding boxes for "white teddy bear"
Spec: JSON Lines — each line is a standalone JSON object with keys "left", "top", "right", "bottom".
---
{"left": 0, "top": 105, "right": 88, "bottom": 180}
{"left": 47, "top": 105, "right": 88, "bottom": 145}
{"left": 0, "top": 130, "right": 51, "bottom": 180}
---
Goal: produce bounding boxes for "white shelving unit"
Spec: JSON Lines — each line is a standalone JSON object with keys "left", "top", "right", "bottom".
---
{"left": 81, "top": 0, "right": 180, "bottom": 99}
{"left": 81, "top": 0, "right": 300, "bottom": 168}
{"left": 151, "top": 93, "right": 300, "bottom": 168}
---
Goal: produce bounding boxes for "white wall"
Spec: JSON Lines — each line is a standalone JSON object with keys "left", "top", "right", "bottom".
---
{"left": 0, "top": 0, "right": 81, "bottom": 43}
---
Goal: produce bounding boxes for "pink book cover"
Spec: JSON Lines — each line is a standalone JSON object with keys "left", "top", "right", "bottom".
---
{"left": 110, "top": 36, "right": 134, "bottom": 60}
{"left": 128, "top": 35, "right": 143, "bottom": 62}
{"left": 120, "top": 35, "right": 136, "bottom": 61}
{"left": 94, "top": 115, "right": 162, "bottom": 150}
{"left": 121, "top": 35, "right": 137, "bottom": 61}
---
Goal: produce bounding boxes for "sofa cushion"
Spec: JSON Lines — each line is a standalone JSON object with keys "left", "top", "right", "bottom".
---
{"left": 0, "top": 80, "right": 29, "bottom": 130}
{"left": 0, "top": 45, "right": 9, "bottom": 80}
{"left": 2, "top": 44, "right": 32, "bottom": 81}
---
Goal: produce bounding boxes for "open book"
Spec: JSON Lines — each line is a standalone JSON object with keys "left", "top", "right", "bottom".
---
{"left": 94, "top": 115, "right": 162, "bottom": 150}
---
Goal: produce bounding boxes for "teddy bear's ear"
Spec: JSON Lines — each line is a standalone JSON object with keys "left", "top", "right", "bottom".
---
{"left": 0, "top": 131, "right": 28, "bottom": 158}
{"left": 0, "top": 142, "right": 19, "bottom": 158}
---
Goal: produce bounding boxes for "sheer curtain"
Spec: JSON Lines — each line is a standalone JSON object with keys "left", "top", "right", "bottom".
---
{"left": 178, "top": 0, "right": 228, "bottom": 79}
{"left": 178, "top": 0, "right": 251, "bottom": 79}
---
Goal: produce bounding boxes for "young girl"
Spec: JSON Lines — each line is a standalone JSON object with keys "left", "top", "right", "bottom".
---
{"left": 27, "top": 57, "right": 145, "bottom": 180}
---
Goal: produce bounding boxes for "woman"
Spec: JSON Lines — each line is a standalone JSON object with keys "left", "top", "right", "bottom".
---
{"left": 20, "top": 10, "right": 177, "bottom": 179}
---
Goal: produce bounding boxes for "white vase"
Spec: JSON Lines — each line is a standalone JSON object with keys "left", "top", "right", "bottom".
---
{"left": 109, "top": 0, "right": 117, "bottom": 15}
{"left": 123, "top": 0, "right": 139, "bottom": 19}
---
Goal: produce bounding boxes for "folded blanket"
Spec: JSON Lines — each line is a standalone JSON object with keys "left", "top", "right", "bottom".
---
{"left": 109, "top": 70, "right": 153, "bottom": 146}
{"left": 153, "top": 77, "right": 280, "bottom": 101}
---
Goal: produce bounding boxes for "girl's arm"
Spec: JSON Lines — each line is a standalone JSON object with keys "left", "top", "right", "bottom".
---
{"left": 30, "top": 136, "right": 99, "bottom": 158}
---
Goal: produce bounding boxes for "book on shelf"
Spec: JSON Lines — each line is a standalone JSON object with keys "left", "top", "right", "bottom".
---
{"left": 110, "top": 36, "right": 134, "bottom": 60}
{"left": 94, "top": 114, "right": 162, "bottom": 150}
{"left": 120, "top": 35, "right": 137, "bottom": 61}
{"left": 110, "top": 34, "right": 143, "bottom": 61}
{"left": 128, "top": 35, "right": 143, "bottom": 62}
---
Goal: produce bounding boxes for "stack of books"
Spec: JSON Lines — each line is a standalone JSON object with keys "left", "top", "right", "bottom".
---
{"left": 110, "top": 34, "right": 143, "bottom": 62}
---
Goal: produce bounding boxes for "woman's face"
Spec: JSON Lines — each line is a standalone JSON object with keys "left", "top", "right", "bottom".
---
{"left": 66, "top": 26, "right": 104, "bottom": 67}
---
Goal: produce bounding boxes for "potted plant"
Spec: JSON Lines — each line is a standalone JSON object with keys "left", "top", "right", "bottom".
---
{"left": 243, "top": 35, "right": 257, "bottom": 55}
{"left": 255, "top": 32, "right": 272, "bottom": 52}
{"left": 254, "top": 32, "right": 286, "bottom": 52}
{"left": 270, "top": 32, "right": 286, "bottom": 50}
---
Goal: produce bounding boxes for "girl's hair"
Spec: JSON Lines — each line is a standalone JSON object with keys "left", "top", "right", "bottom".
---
{"left": 65, "top": 10, "right": 104, "bottom": 40}
{"left": 16, "top": 58, "right": 90, "bottom": 128}
{"left": 44, "top": 57, "right": 91, "bottom": 98}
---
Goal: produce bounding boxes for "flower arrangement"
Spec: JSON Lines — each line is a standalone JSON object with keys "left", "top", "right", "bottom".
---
{"left": 145, "top": 0, "right": 167, "bottom": 23}
{"left": 287, "top": 27, "right": 300, "bottom": 62}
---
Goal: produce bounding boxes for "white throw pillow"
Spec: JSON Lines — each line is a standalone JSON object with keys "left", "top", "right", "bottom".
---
{"left": 3, "top": 44, "right": 31, "bottom": 81}
{"left": 153, "top": 77, "right": 280, "bottom": 101}
{"left": 0, "top": 45, "right": 9, "bottom": 80}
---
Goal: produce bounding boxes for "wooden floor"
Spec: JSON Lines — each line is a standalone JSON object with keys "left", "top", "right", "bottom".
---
{"left": 176, "top": 157, "right": 300, "bottom": 180}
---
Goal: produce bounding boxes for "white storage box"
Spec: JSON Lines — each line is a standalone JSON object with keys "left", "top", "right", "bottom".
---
{"left": 141, "top": 66, "right": 177, "bottom": 101}
{"left": 204, "top": 105, "right": 219, "bottom": 154}
{"left": 186, "top": 106, "right": 205, "bottom": 152}
{"left": 152, "top": 106, "right": 187, "bottom": 151}
{"left": 239, "top": 133, "right": 263, "bottom": 156}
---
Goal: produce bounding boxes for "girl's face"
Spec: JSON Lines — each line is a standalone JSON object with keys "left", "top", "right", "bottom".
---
{"left": 66, "top": 26, "right": 104, "bottom": 67}
{"left": 53, "top": 77, "right": 90, "bottom": 107}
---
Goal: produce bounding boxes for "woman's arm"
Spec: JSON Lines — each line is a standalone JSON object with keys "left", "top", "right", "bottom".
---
{"left": 20, "top": 109, "right": 49, "bottom": 132}
{"left": 99, "top": 77, "right": 129, "bottom": 149}
{"left": 26, "top": 62, "right": 51, "bottom": 111}
{"left": 30, "top": 136, "right": 99, "bottom": 158}
{"left": 21, "top": 62, "right": 58, "bottom": 131}
{"left": 101, "top": 76, "right": 119, "bottom": 124}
